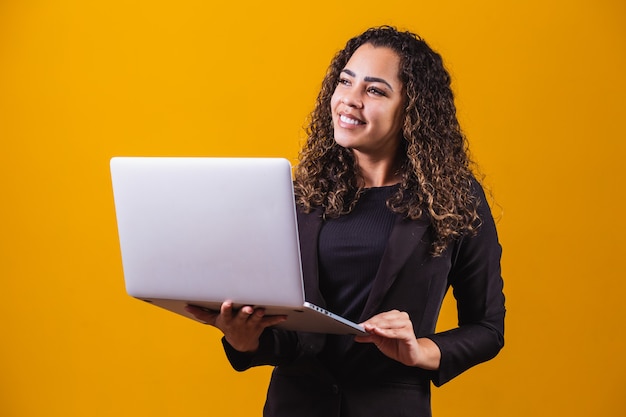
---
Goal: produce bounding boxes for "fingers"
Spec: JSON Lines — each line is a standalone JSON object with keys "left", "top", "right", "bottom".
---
{"left": 359, "top": 310, "right": 414, "bottom": 339}
{"left": 355, "top": 310, "right": 421, "bottom": 367}
{"left": 235, "top": 305, "right": 287, "bottom": 328}
{"left": 185, "top": 304, "right": 219, "bottom": 326}
{"left": 220, "top": 300, "right": 236, "bottom": 318}
{"left": 261, "top": 313, "right": 288, "bottom": 327}
{"left": 365, "top": 309, "right": 409, "bottom": 324}
{"left": 362, "top": 310, "right": 410, "bottom": 328}
{"left": 189, "top": 301, "right": 247, "bottom": 328}
{"left": 186, "top": 301, "right": 287, "bottom": 353}
{"left": 188, "top": 301, "right": 287, "bottom": 330}
{"left": 236, "top": 305, "right": 256, "bottom": 321}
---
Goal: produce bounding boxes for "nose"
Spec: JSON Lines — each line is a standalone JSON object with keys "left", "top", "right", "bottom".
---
{"left": 341, "top": 90, "right": 363, "bottom": 109}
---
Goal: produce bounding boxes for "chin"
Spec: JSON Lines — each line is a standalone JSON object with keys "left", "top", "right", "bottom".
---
{"left": 333, "top": 136, "right": 356, "bottom": 150}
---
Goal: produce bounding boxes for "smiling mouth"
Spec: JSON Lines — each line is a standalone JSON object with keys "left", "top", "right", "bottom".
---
{"left": 339, "top": 114, "right": 365, "bottom": 125}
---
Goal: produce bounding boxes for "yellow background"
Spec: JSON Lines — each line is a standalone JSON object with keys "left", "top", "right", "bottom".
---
{"left": 1, "top": 0, "right": 624, "bottom": 416}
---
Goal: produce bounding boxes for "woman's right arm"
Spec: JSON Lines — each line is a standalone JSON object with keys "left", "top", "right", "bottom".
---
{"left": 186, "top": 302, "right": 299, "bottom": 371}
{"left": 186, "top": 301, "right": 286, "bottom": 352}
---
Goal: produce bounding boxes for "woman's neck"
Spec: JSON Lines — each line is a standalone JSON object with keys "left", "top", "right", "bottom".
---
{"left": 355, "top": 155, "right": 401, "bottom": 187}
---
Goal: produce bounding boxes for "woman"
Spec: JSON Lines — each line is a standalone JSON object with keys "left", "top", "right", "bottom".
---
{"left": 188, "top": 26, "right": 505, "bottom": 416}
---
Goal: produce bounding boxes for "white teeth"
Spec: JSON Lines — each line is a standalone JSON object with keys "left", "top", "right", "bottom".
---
{"left": 340, "top": 114, "right": 362, "bottom": 125}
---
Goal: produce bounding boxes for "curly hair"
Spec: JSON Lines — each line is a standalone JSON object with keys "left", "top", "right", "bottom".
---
{"left": 293, "top": 26, "right": 481, "bottom": 256}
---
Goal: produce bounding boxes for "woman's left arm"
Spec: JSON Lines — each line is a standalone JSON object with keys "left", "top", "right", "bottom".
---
{"left": 426, "top": 183, "right": 506, "bottom": 385}
{"left": 356, "top": 182, "right": 505, "bottom": 384}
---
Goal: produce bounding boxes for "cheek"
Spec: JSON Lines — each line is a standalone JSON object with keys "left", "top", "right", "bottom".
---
{"left": 390, "top": 103, "right": 405, "bottom": 129}
{"left": 330, "top": 92, "right": 340, "bottom": 112}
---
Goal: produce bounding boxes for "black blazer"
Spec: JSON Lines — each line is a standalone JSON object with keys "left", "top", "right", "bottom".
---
{"left": 223, "top": 182, "right": 505, "bottom": 417}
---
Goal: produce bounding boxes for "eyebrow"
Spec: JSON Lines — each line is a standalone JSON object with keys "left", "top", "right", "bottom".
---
{"left": 341, "top": 69, "right": 394, "bottom": 92}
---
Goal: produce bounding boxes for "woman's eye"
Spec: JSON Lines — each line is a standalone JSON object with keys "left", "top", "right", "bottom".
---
{"left": 338, "top": 78, "right": 351, "bottom": 86}
{"left": 368, "top": 87, "right": 386, "bottom": 96}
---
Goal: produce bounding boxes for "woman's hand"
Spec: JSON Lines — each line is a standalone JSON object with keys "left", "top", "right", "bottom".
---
{"left": 355, "top": 310, "right": 441, "bottom": 370}
{"left": 185, "top": 301, "right": 287, "bottom": 353}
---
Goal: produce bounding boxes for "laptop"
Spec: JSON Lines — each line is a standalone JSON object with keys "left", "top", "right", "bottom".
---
{"left": 110, "top": 157, "right": 366, "bottom": 335}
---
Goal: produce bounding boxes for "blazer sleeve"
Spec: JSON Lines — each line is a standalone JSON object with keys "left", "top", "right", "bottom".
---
{"left": 426, "top": 182, "right": 506, "bottom": 386}
{"left": 221, "top": 328, "right": 300, "bottom": 371}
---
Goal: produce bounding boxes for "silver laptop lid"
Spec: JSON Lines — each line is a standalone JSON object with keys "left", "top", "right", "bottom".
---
{"left": 110, "top": 157, "right": 305, "bottom": 308}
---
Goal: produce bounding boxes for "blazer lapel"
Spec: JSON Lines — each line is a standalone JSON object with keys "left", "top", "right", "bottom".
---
{"left": 359, "top": 215, "right": 431, "bottom": 322}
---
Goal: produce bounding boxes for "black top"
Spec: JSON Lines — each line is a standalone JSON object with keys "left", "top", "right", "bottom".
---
{"left": 317, "top": 185, "right": 399, "bottom": 373}
{"left": 318, "top": 185, "right": 399, "bottom": 322}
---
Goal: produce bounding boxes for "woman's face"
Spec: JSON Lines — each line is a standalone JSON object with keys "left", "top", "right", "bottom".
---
{"left": 330, "top": 43, "right": 405, "bottom": 161}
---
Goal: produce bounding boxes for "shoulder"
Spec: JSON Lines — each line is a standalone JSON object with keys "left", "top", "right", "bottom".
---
{"left": 449, "top": 177, "right": 501, "bottom": 270}
{"left": 470, "top": 176, "right": 499, "bottom": 228}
